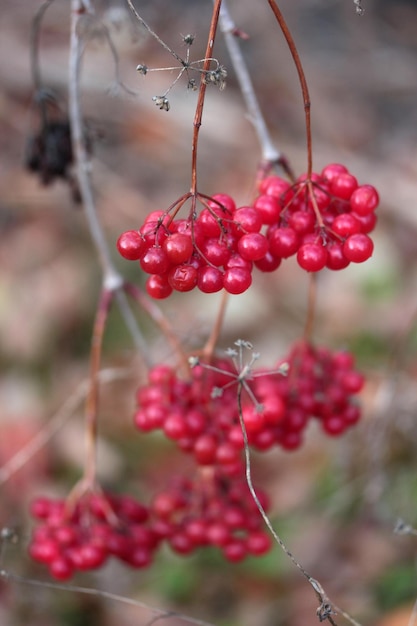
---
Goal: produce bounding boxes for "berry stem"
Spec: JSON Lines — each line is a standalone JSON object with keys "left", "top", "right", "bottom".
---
{"left": 202, "top": 290, "right": 229, "bottom": 359}
{"left": 69, "top": 0, "right": 149, "bottom": 359}
{"left": 267, "top": 0, "right": 313, "bottom": 178}
{"left": 84, "top": 287, "right": 114, "bottom": 488}
{"left": 236, "top": 385, "right": 344, "bottom": 626}
{"left": 303, "top": 272, "right": 318, "bottom": 343}
{"left": 123, "top": 282, "right": 191, "bottom": 378}
{"left": 190, "top": 0, "right": 223, "bottom": 196}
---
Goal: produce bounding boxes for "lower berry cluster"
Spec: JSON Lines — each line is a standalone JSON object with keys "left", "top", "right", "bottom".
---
{"left": 117, "top": 163, "right": 379, "bottom": 298}
{"left": 28, "top": 472, "right": 271, "bottom": 580}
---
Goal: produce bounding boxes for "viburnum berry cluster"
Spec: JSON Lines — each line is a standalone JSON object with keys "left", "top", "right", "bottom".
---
{"left": 134, "top": 341, "right": 364, "bottom": 457}
{"left": 28, "top": 492, "right": 155, "bottom": 580}
{"left": 28, "top": 471, "right": 271, "bottom": 579}
{"left": 116, "top": 163, "right": 379, "bottom": 298}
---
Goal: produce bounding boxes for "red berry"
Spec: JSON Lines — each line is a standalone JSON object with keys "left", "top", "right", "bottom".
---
{"left": 168, "top": 264, "right": 198, "bottom": 291}
{"left": 268, "top": 227, "right": 299, "bottom": 258}
{"left": 254, "top": 251, "right": 282, "bottom": 272}
{"left": 197, "top": 266, "right": 224, "bottom": 293}
{"left": 163, "top": 233, "right": 193, "bottom": 265}
{"left": 223, "top": 267, "right": 252, "bottom": 294}
{"left": 237, "top": 233, "right": 269, "bottom": 261}
{"left": 331, "top": 213, "right": 361, "bottom": 238}
{"left": 325, "top": 243, "right": 350, "bottom": 270}
{"left": 350, "top": 185, "right": 379, "bottom": 215}
{"left": 343, "top": 233, "right": 374, "bottom": 263}
{"left": 253, "top": 194, "right": 281, "bottom": 224}
{"left": 233, "top": 207, "right": 262, "bottom": 233}
{"left": 330, "top": 173, "right": 358, "bottom": 200}
{"left": 321, "top": 163, "right": 348, "bottom": 183}
{"left": 117, "top": 230, "right": 146, "bottom": 261}
{"left": 297, "top": 243, "right": 328, "bottom": 272}
{"left": 146, "top": 274, "right": 173, "bottom": 299}
{"left": 140, "top": 246, "right": 170, "bottom": 275}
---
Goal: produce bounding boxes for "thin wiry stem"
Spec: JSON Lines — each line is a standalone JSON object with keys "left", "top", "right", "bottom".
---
{"left": 69, "top": 0, "right": 149, "bottom": 360}
{"left": 267, "top": 0, "right": 313, "bottom": 177}
{"left": 0, "top": 570, "right": 217, "bottom": 626}
{"left": 125, "top": 0, "right": 184, "bottom": 64}
{"left": 190, "top": 0, "right": 223, "bottom": 195}
{"left": 236, "top": 384, "right": 362, "bottom": 626}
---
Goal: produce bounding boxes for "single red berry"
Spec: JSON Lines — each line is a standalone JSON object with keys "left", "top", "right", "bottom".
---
{"left": 331, "top": 213, "right": 361, "bottom": 238}
{"left": 163, "top": 233, "right": 193, "bottom": 265}
{"left": 321, "top": 163, "right": 348, "bottom": 183}
{"left": 343, "top": 233, "right": 374, "bottom": 263}
{"left": 288, "top": 210, "right": 315, "bottom": 235}
{"left": 168, "top": 264, "right": 198, "bottom": 291}
{"left": 325, "top": 243, "right": 350, "bottom": 270}
{"left": 353, "top": 211, "right": 378, "bottom": 234}
{"left": 208, "top": 193, "right": 236, "bottom": 214}
{"left": 237, "top": 233, "right": 269, "bottom": 261}
{"left": 145, "top": 274, "right": 173, "bottom": 299}
{"left": 199, "top": 238, "right": 231, "bottom": 266}
{"left": 246, "top": 531, "right": 272, "bottom": 555}
{"left": 253, "top": 194, "right": 281, "bottom": 224}
{"left": 197, "top": 266, "right": 224, "bottom": 293}
{"left": 140, "top": 246, "right": 170, "bottom": 275}
{"left": 223, "top": 267, "right": 252, "bottom": 294}
{"left": 254, "top": 251, "right": 282, "bottom": 272}
{"left": 268, "top": 227, "right": 299, "bottom": 258}
{"left": 330, "top": 173, "right": 358, "bottom": 200}
{"left": 297, "top": 242, "right": 328, "bottom": 272}
{"left": 233, "top": 206, "right": 262, "bottom": 233}
{"left": 117, "top": 230, "right": 146, "bottom": 261}
{"left": 49, "top": 556, "right": 74, "bottom": 580}
{"left": 350, "top": 185, "right": 379, "bottom": 215}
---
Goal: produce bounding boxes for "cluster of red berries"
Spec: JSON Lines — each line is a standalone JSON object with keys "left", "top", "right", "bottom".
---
{"left": 28, "top": 471, "right": 271, "bottom": 579}
{"left": 257, "top": 163, "right": 378, "bottom": 272}
{"left": 150, "top": 474, "right": 271, "bottom": 562}
{"left": 28, "top": 493, "right": 156, "bottom": 580}
{"left": 134, "top": 342, "right": 364, "bottom": 459}
{"left": 116, "top": 164, "right": 379, "bottom": 298}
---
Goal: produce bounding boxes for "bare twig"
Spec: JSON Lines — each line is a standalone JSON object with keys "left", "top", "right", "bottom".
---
{"left": 69, "top": 0, "right": 150, "bottom": 361}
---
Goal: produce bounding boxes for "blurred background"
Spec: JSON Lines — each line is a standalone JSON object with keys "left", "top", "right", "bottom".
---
{"left": 1, "top": 0, "right": 417, "bottom": 624}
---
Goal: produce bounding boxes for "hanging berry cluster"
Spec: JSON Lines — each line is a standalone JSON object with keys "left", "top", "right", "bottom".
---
{"left": 135, "top": 342, "right": 364, "bottom": 458}
{"left": 117, "top": 163, "right": 379, "bottom": 298}
{"left": 28, "top": 473, "right": 272, "bottom": 579}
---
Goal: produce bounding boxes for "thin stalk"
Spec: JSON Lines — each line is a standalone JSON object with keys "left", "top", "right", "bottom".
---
{"left": 124, "top": 283, "right": 190, "bottom": 377}
{"left": 267, "top": 0, "right": 313, "bottom": 177}
{"left": 202, "top": 290, "right": 229, "bottom": 359}
{"left": 303, "top": 272, "right": 317, "bottom": 343}
{"left": 69, "top": 0, "right": 149, "bottom": 359}
{"left": 84, "top": 288, "right": 113, "bottom": 486}
{"left": 190, "top": 0, "right": 223, "bottom": 194}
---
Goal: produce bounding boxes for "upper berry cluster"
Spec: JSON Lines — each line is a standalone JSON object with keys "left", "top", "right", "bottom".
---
{"left": 117, "top": 164, "right": 379, "bottom": 298}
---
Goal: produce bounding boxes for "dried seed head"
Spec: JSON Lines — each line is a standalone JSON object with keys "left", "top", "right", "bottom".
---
{"left": 182, "top": 33, "right": 195, "bottom": 46}
{"left": 152, "top": 95, "right": 170, "bottom": 111}
{"left": 203, "top": 65, "right": 227, "bottom": 91}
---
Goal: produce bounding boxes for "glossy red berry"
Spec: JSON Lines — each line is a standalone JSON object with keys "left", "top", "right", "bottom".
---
{"left": 343, "top": 233, "right": 374, "bottom": 263}
{"left": 117, "top": 231, "right": 146, "bottom": 260}
{"left": 297, "top": 243, "right": 328, "bottom": 272}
